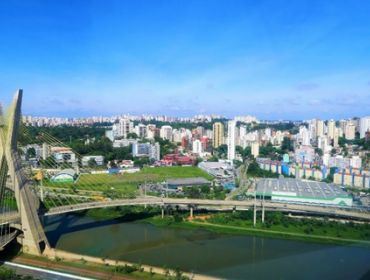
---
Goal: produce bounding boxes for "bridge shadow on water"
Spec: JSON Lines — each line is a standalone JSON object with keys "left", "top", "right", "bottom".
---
{"left": 0, "top": 241, "right": 21, "bottom": 261}
{"left": 43, "top": 210, "right": 159, "bottom": 247}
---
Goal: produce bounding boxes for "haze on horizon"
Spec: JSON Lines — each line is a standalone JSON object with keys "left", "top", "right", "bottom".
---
{"left": 0, "top": 0, "right": 369, "bottom": 120}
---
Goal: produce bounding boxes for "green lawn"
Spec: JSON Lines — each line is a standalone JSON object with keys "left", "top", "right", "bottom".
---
{"left": 42, "top": 166, "right": 213, "bottom": 199}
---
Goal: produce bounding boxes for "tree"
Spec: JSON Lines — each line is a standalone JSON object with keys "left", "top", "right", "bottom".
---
{"left": 281, "top": 137, "right": 294, "bottom": 152}
{"left": 127, "top": 132, "right": 138, "bottom": 139}
{"left": 26, "top": 147, "right": 36, "bottom": 159}
{"left": 215, "top": 144, "right": 228, "bottom": 159}
{"left": 184, "top": 186, "right": 201, "bottom": 198}
{"left": 133, "top": 156, "right": 150, "bottom": 167}
{"left": 154, "top": 136, "right": 177, "bottom": 157}
{"left": 208, "top": 155, "right": 219, "bottom": 162}
{"left": 236, "top": 146, "right": 251, "bottom": 161}
{"left": 88, "top": 158, "right": 97, "bottom": 168}
{"left": 315, "top": 148, "right": 323, "bottom": 157}
{"left": 259, "top": 142, "right": 282, "bottom": 160}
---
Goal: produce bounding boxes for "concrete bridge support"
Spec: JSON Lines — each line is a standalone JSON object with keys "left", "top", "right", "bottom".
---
{"left": 189, "top": 206, "right": 193, "bottom": 219}
{"left": 0, "top": 90, "right": 50, "bottom": 255}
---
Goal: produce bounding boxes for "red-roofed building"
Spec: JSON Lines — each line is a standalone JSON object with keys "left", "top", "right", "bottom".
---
{"left": 163, "top": 153, "right": 195, "bottom": 165}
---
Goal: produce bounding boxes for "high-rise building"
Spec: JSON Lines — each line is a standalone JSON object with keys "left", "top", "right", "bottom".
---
{"left": 150, "top": 142, "right": 161, "bottom": 161}
{"left": 160, "top": 125, "right": 173, "bottom": 141}
{"left": 299, "top": 126, "right": 311, "bottom": 146}
{"left": 333, "top": 127, "right": 339, "bottom": 147}
{"left": 227, "top": 120, "right": 236, "bottom": 161}
{"left": 117, "top": 118, "right": 133, "bottom": 138}
{"left": 146, "top": 124, "right": 157, "bottom": 139}
{"left": 316, "top": 119, "right": 325, "bottom": 137}
{"left": 345, "top": 122, "right": 356, "bottom": 140}
{"left": 327, "top": 120, "right": 336, "bottom": 140}
{"left": 360, "top": 116, "right": 370, "bottom": 138}
{"left": 135, "top": 123, "right": 147, "bottom": 139}
{"left": 251, "top": 141, "right": 259, "bottom": 158}
{"left": 196, "top": 126, "right": 205, "bottom": 137}
{"left": 132, "top": 142, "right": 160, "bottom": 161}
{"left": 239, "top": 125, "right": 247, "bottom": 139}
{"left": 212, "top": 122, "right": 224, "bottom": 148}
{"left": 309, "top": 119, "right": 317, "bottom": 139}
{"left": 192, "top": 139, "right": 203, "bottom": 155}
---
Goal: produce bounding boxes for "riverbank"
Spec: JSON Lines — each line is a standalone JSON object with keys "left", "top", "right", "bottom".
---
{"left": 11, "top": 251, "right": 216, "bottom": 280}
{"left": 82, "top": 206, "right": 370, "bottom": 246}
{"left": 143, "top": 212, "right": 370, "bottom": 246}
{"left": 40, "top": 210, "right": 370, "bottom": 280}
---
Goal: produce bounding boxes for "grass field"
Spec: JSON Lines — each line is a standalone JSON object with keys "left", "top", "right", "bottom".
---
{"left": 145, "top": 213, "right": 370, "bottom": 246}
{"left": 43, "top": 166, "right": 213, "bottom": 198}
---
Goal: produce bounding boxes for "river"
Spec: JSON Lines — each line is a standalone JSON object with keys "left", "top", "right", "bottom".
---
{"left": 44, "top": 214, "right": 370, "bottom": 280}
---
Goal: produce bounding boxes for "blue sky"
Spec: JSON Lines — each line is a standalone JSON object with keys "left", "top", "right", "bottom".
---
{"left": 0, "top": 0, "right": 369, "bottom": 119}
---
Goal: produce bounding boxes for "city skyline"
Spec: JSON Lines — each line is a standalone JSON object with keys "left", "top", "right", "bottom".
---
{"left": 1, "top": 1, "right": 370, "bottom": 119}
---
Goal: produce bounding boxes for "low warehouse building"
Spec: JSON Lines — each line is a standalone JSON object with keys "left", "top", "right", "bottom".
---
{"left": 256, "top": 178, "right": 353, "bottom": 207}
{"left": 166, "top": 177, "right": 211, "bottom": 189}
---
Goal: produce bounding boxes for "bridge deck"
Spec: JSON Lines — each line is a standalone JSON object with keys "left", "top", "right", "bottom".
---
{"left": 0, "top": 231, "right": 18, "bottom": 250}
{"left": 0, "top": 211, "right": 20, "bottom": 226}
{"left": 46, "top": 197, "right": 370, "bottom": 221}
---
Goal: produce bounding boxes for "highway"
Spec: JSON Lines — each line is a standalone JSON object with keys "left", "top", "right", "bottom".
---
{"left": 45, "top": 197, "right": 370, "bottom": 221}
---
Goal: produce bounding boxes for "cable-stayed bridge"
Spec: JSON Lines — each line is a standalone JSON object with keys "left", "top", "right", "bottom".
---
{"left": 1, "top": 90, "right": 370, "bottom": 256}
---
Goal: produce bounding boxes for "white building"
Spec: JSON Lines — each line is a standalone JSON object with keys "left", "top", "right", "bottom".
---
{"left": 146, "top": 124, "right": 157, "bottom": 139}
{"left": 350, "top": 156, "right": 362, "bottom": 169}
{"left": 227, "top": 120, "right": 236, "bottom": 161}
{"left": 316, "top": 119, "right": 325, "bottom": 137}
{"left": 150, "top": 142, "right": 161, "bottom": 161}
{"left": 251, "top": 141, "right": 259, "bottom": 158}
{"left": 82, "top": 155, "right": 105, "bottom": 167}
{"left": 318, "top": 136, "right": 331, "bottom": 153}
{"left": 113, "top": 139, "right": 137, "bottom": 148}
{"left": 234, "top": 115, "right": 258, "bottom": 123}
{"left": 360, "top": 116, "right": 370, "bottom": 138}
{"left": 135, "top": 123, "right": 147, "bottom": 138}
{"left": 295, "top": 146, "right": 315, "bottom": 163}
{"left": 105, "top": 130, "right": 114, "bottom": 141}
{"left": 298, "top": 126, "right": 311, "bottom": 146}
{"left": 309, "top": 119, "right": 317, "bottom": 139}
{"left": 117, "top": 118, "right": 133, "bottom": 138}
{"left": 345, "top": 122, "right": 356, "bottom": 140}
{"left": 327, "top": 120, "right": 336, "bottom": 140}
{"left": 192, "top": 139, "right": 203, "bottom": 155}
{"left": 132, "top": 142, "right": 160, "bottom": 161}
{"left": 160, "top": 125, "right": 173, "bottom": 141}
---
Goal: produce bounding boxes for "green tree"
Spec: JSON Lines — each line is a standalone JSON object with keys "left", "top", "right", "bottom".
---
{"left": 26, "top": 147, "right": 36, "bottom": 158}
{"left": 127, "top": 132, "right": 138, "bottom": 139}
{"left": 315, "top": 148, "right": 323, "bottom": 157}
{"left": 88, "top": 158, "right": 97, "bottom": 168}
{"left": 281, "top": 137, "right": 294, "bottom": 152}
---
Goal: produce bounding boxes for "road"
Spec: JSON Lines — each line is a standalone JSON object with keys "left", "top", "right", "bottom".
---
{"left": 45, "top": 197, "right": 370, "bottom": 221}
{"left": 6, "top": 257, "right": 134, "bottom": 280}
{"left": 4, "top": 261, "right": 94, "bottom": 280}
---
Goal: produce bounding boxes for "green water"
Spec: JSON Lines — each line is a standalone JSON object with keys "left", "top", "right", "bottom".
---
{"left": 44, "top": 214, "right": 370, "bottom": 280}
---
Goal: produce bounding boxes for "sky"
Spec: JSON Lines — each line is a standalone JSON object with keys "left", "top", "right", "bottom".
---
{"left": 0, "top": 0, "right": 369, "bottom": 120}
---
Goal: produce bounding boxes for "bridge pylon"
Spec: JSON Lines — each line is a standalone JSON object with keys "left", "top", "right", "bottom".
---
{"left": 0, "top": 90, "right": 50, "bottom": 255}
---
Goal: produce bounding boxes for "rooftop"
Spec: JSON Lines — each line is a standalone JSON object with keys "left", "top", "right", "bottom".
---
{"left": 256, "top": 178, "right": 351, "bottom": 200}
{"left": 167, "top": 177, "right": 211, "bottom": 186}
